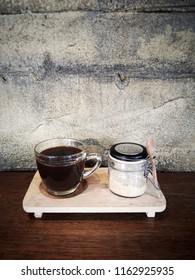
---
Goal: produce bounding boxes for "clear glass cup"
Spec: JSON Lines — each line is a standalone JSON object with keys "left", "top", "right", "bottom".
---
{"left": 35, "top": 138, "right": 102, "bottom": 196}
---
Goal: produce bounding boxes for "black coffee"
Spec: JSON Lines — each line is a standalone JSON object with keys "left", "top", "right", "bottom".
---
{"left": 36, "top": 146, "right": 84, "bottom": 194}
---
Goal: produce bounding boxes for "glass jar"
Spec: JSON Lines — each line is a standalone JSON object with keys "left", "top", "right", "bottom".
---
{"left": 108, "top": 142, "right": 148, "bottom": 197}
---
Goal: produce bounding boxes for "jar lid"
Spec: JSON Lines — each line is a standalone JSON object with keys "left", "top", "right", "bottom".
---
{"left": 110, "top": 142, "right": 148, "bottom": 161}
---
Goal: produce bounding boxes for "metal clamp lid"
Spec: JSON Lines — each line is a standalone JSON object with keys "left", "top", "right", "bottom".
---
{"left": 110, "top": 142, "right": 148, "bottom": 161}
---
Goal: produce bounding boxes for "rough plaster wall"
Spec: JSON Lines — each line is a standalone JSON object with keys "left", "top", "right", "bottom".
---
{"left": 0, "top": 1, "right": 195, "bottom": 171}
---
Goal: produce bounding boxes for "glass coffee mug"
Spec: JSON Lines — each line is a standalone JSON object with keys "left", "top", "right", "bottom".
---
{"left": 35, "top": 138, "right": 102, "bottom": 196}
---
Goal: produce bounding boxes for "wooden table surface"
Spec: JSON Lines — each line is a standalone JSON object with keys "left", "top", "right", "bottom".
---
{"left": 0, "top": 171, "right": 195, "bottom": 260}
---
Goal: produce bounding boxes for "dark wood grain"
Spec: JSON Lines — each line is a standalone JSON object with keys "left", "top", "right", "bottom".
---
{"left": 0, "top": 171, "right": 195, "bottom": 260}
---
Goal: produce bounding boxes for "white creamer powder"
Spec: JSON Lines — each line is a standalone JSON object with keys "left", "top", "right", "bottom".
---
{"left": 109, "top": 169, "right": 147, "bottom": 197}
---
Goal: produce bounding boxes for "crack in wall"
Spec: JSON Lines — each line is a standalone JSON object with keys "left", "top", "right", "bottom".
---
{"left": 32, "top": 113, "right": 70, "bottom": 132}
{"left": 153, "top": 96, "right": 187, "bottom": 110}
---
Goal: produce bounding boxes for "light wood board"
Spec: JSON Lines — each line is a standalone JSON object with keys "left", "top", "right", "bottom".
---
{"left": 23, "top": 168, "right": 166, "bottom": 218}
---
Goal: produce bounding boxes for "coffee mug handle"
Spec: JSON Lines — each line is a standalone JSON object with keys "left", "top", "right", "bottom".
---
{"left": 83, "top": 153, "right": 102, "bottom": 179}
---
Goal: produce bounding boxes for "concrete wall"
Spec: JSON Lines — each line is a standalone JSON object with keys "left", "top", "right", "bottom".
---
{"left": 0, "top": 1, "right": 195, "bottom": 171}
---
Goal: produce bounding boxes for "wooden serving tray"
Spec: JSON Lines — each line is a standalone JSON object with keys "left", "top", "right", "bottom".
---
{"left": 23, "top": 168, "right": 166, "bottom": 218}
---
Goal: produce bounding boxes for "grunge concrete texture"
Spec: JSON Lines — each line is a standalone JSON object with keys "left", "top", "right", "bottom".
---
{"left": 0, "top": 1, "right": 195, "bottom": 171}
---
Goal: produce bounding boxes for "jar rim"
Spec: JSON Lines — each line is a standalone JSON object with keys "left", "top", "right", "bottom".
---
{"left": 109, "top": 142, "right": 148, "bottom": 162}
